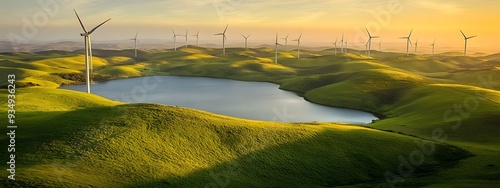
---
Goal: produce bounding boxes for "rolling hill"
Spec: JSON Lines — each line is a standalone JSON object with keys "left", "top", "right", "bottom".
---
{"left": 1, "top": 47, "right": 499, "bottom": 187}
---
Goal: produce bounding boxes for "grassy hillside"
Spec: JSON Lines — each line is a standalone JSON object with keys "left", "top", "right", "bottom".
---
{"left": 1, "top": 47, "right": 499, "bottom": 187}
{"left": 0, "top": 89, "right": 469, "bottom": 187}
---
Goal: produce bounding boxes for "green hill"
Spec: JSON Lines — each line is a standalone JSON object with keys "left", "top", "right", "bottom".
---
{"left": 1, "top": 48, "right": 499, "bottom": 187}
{"left": 0, "top": 89, "right": 468, "bottom": 187}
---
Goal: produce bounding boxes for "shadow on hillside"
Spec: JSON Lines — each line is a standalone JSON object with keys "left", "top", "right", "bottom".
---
{"left": 131, "top": 129, "right": 469, "bottom": 188}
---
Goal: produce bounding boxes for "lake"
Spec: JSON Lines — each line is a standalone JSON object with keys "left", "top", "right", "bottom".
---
{"left": 60, "top": 76, "right": 377, "bottom": 124}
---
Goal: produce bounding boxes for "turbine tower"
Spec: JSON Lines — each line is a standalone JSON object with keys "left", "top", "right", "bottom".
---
{"left": 130, "top": 32, "right": 139, "bottom": 58}
{"left": 74, "top": 9, "right": 111, "bottom": 94}
{"left": 379, "top": 40, "right": 382, "bottom": 51}
{"left": 430, "top": 38, "right": 436, "bottom": 55}
{"left": 274, "top": 33, "right": 283, "bottom": 64}
{"left": 242, "top": 34, "right": 251, "bottom": 49}
{"left": 292, "top": 33, "right": 302, "bottom": 58}
{"left": 282, "top": 34, "right": 289, "bottom": 51}
{"left": 400, "top": 29, "right": 413, "bottom": 56}
{"left": 192, "top": 30, "right": 200, "bottom": 46}
{"left": 215, "top": 24, "right": 228, "bottom": 54}
{"left": 460, "top": 30, "right": 476, "bottom": 57}
{"left": 332, "top": 38, "right": 338, "bottom": 55}
{"left": 365, "top": 27, "right": 379, "bottom": 58}
{"left": 172, "top": 30, "right": 181, "bottom": 51}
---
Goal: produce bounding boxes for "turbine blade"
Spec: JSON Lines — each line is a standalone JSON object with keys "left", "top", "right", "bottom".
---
{"left": 408, "top": 29, "right": 413, "bottom": 38}
{"left": 73, "top": 9, "right": 88, "bottom": 33}
{"left": 365, "top": 27, "right": 371, "bottom": 38}
{"left": 88, "top": 18, "right": 111, "bottom": 34}
{"left": 135, "top": 32, "right": 138, "bottom": 39}
{"left": 468, "top": 35, "right": 477, "bottom": 39}
{"left": 460, "top": 30, "right": 467, "bottom": 38}
{"left": 223, "top": 24, "right": 228, "bottom": 33}
{"left": 298, "top": 33, "right": 302, "bottom": 40}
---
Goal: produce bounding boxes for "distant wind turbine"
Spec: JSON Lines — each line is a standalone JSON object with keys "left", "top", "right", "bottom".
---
{"left": 282, "top": 34, "right": 289, "bottom": 51}
{"left": 74, "top": 9, "right": 111, "bottom": 94}
{"left": 378, "top": 40, "right": 382, "bottom": 51}
{"left": 344, "top": 38, "right": 348, "bottom": 53}
{"left": 192, "top": 30, "right": 200, "bottom": 46}
{"left": 400, "top": 29, "right": 413, "bottom": 56}
{"left": 340, "top": 33, "right": 344, "bottom": 53}
{"left": 430, "top": 38, "right": 436, "bottom": 55}
{"left": 181, "top": 30, "right": 188, "bottom": 47}
{"left": 275, "top": 33, "right": 283, "bottom": 64}
{"left": 130, "top": 32, "right": 139, "bottom": 58}
{"left": 414, "top": 38, "right": 419, "bottom": 54}
{"left": 460, "top": 30, "right": 477, "bottom": 57}
{"left": 215, "top": 24, "right": 228, "bottom": 54}
{"left": 242, "top": 34, "right": 251, "bottom": 49}
{"left": 365, "top": 28, "right": 379, "bottom": 58}
{"left": 292, "top": 33, "right": 302, "bottom": 58}
{"left": 172, "top": 30, "right": 181, "bottom": 51}
{"left": 332, "top": 38, "right": 338, "bottom": 55}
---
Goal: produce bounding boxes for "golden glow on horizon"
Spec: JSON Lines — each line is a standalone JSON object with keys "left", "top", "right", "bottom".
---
{"left": 1, "top": 0, "right": 499, "bottom": 53}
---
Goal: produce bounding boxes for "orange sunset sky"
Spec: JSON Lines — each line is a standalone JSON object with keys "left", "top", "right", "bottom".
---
{"left": 1, "top": 0, "right": 499, "bottom": 53}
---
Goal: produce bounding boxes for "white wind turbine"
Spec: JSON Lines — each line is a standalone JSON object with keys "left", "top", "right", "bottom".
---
{"left": 414, "top": 38, "right": 419, "bottom": 54}
{"left": 430, "top": 38, "right": 436, "bottom": 55}
{"left": 344, "top": 38, "right": 348, "bottom": 53}
{"left": 242, "top": 34, "right": 251, "bottom": 49}
{"left": 282, "top": 34, "right": 289, "bottom": 51}
{"left": 74, "top": 9, "right": 111, "bottom": 94}
{"left": 275, "top": 33, "right": 284, "bottom": 64}
{"left": 172, "top": 30, "right": 181, "bottom": 51}
{"left": 292, "top": 33, "right": 302, "bottom": 58}
{"left": 365, "top": 27, "right": 379, "bottom": 58}
{"left": 192, "top": 30, "right": 200, "bottom": 46}
{"left": 215, "top": 24, "right": 228, "bottom": 54}
{"left": 340, "top": 33, "right": 344, "bottom": 53}
{"left": 460, "top": 30, "right": 477, "bottom": 57}
{"left": 182, "top": 30, "right": 188, "bottom": 47}
{"left": 400, "top": 29, "right": 413, "bottom": 56}
{"left": 130, "top": 32, "right": 139, "bottom": 58}
{"left": 332, "top": 38, "right": 338, "bottom": 55}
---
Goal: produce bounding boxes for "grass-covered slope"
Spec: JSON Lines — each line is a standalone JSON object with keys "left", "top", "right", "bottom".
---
{"left": 1, "top": 47, "right": 499, "bottom": 187}
{"left": 0, "top": 89, "right": 468, "bottom": 187}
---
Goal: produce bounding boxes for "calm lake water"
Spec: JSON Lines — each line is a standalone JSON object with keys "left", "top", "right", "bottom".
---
{"left": 60, "top": 76, "right": 377, "bottom": 124}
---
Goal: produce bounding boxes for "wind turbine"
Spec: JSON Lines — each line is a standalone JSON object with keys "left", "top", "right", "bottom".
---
{"left": 130, "top": 32, "right": 139, "bottom": 58}
{"left": 275, "top": 33, "right": 283, "bottom": 64}
{"left": 180, "top": 30, "right": 188, "bottom": 47}
{"left": 332, "top": 38, "right": 338, "bottom": 55}
{"left": 400, "top": 29, "right": 413, "bottom": 56}
{"left": 344, "top": 38, "right": 348, "bottom": 53}
{"left": 215, "top": 24, "right": 228, "bottom": 54}
{"left": 192, "top": 30, "right": 200, "bottom": 46}
{"left": 292, "top": 33, "right": 302, "bottom": 58}
{"left": 365, "top": 27, "right": 379, "bottom": 58}
{"left": 172, "top": 30, "right": 181, "bottom": 51}
{"left": 340, "top": 33, "right": 344, "bottom": 53}
{"left": 242, "top": 34, "right": 251, "bottom": 49}
{"left": 378, "top": 40, "right": 382, "bottom": 51}
{"left": 74, "top": 9, "right": 111, "bottom": 94}
{"left": 430, "top": 38, "right": 436, "bottom": 55}
{"left": 414, "top": 38, "right": 419, "bottom": 54}
{"left": 282, "top": 34, "right": 289, "bottom": 51}
{"left": 460, "top": 30, "right": 476, "bottom": 57}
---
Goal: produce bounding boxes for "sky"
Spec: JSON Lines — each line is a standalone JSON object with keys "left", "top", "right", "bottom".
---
{"left": 1, "top": 0, "right": 499, "bottom": 53}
